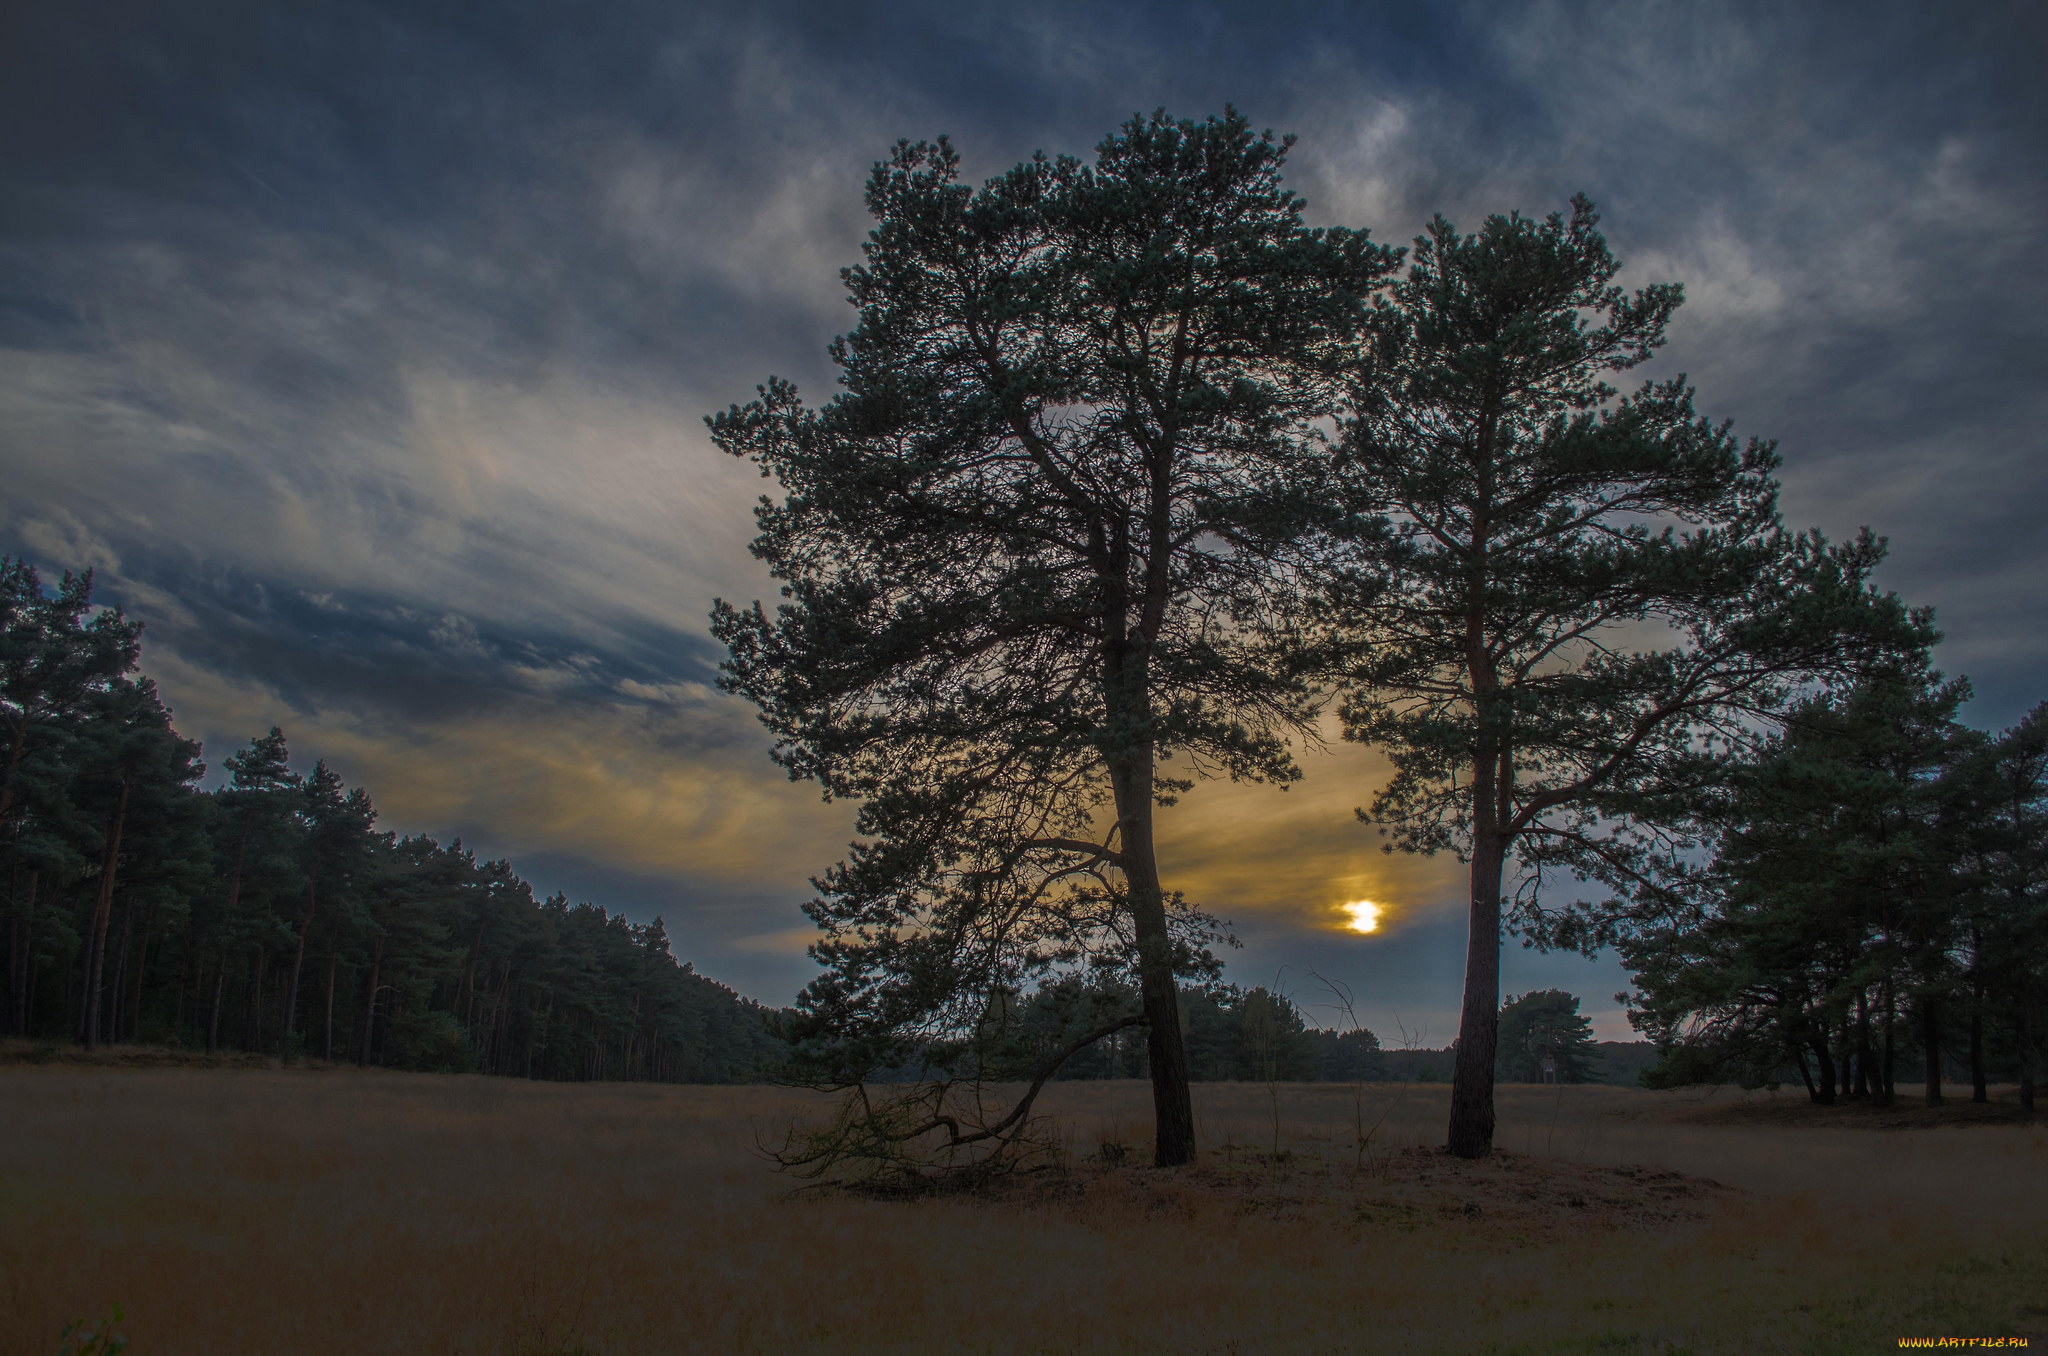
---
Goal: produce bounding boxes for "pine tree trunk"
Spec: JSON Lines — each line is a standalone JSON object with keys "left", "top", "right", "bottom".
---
{"left": 1852, "top": 991, "right": 1872, "bottom": 1100}
{"left": 1448, "top": 823, "right": 1506, "bottom": 1158}
{"left": 283, "top": 881, "right": 314, "bottom": 1054}
{"left": 1447, "top": 396, "right": 1509, "bottom": 1161}
{"left": 106, "top": 895, "right": 135, "bottom": 1044}
{"left": 1811, "top": 1035, "right": 1836, "bottom": 1106}
{"left": 10, "top": 869, "right": 35, "bottom": 1037}
{"left": 480, "top": 971, "right": 500, "bottom": 1073}
{"left": 492, "top": 978, "right": 512, "bottom": 1076}
{"left": 533, "top": 990, "right": 553, "bottom": 1080}
{"left": 82, "top": 781, "right": 129, "bottom": 1052}
{"left": 358, "top": 936, "right": 382, "bottom": 1067}
{"left": 74, "top": 896, "right": 87, "bottom": 1041}
{"left": 23, "top": 918, "right": 40, "bottom": 1036}
{"left": 2018, "top": 1001, "right": 2036, "bottom": 1116}
{"left": 243, "top": 948, "right": 265, "bottom": 1051}
{"left": 626, "top": 990, "right": 640, "bottom": 1078}
{"left": 1879, "top": 986, "right": 1897, "bottom": 1104}
{"left": 3, "top": 859, "right": 16, "bottom": 1038}
{"left": 1793, "top": 1041, "right": 1817, "bottom": 1102}
{"left": 172, "top": 936, "right": 189, "bottom": 1040}
{"left": 127, "top": 895, "right": 158, "bottom": 1043}
{"left": 1970, "top": 1005, "right": 1987, "bottom": 1104}
{"left": 460, "top": 923, "right": 484, "bottom": 1034}
{"left": 208, "top": 825, "right": 249, "bottom": 1057}
{"left": 1922, "top": 998, "right": 1943, "bottom": 1107}
{"left": 206, "top": 955, "right": 226, "bottom": 1054}
{"left": 324, "top": 951, "right": 336, "bottom": 1062}
{"left": 1109, "top": 746, "right": 1196, "bottom": 1167}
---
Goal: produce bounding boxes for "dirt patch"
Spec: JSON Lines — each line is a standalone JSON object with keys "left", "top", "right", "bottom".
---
{"left": 823, "top": 1144, "right": 1733, "bottom": 1248}
{"left": 1663, "top": 1090, "right": 2038, "bottom": 1130}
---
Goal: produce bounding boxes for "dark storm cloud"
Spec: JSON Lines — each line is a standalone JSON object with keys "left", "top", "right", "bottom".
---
{"left": 2, "top": 0, "right": 2042, "bottom": 1015}
{"left": 89, "top": 542, "right": 733, "bottom": 730}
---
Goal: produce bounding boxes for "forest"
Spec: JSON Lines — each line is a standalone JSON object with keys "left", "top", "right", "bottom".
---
{"left": 0, "top": 558, "right": 782, "bottom": 1080}
{"left": 1611, "top": 674, "right": 2047, "bottom": 1110}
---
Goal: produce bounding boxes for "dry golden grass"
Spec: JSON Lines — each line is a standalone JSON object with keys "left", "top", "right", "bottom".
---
{"left": 2, "top": 1069, "right": 2043, "bottom": 1355}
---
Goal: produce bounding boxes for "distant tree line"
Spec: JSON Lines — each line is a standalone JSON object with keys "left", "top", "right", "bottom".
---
{"left": 1029, "top": 982, "right": 1386, "bottom": 1084}
{"left": 0, "top": 559, "right": 782, "bottom": 1081}
{"left": 1600, "top": 666, "right": 2045, "bottom": 1111}
{"left": 1002, "top": 980, "right": 1623, "bottom": 1087}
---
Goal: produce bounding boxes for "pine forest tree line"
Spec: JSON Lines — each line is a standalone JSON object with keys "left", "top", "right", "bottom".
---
{"left": 1601, "top": 666, "right": 2047, "bottom": 1112}
{"left": 0, "top": 558, "right": 782, "bottom": 1081}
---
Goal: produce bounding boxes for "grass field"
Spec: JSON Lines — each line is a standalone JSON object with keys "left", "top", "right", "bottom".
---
{"left": 2, "top": 1061, "right": 2043, "bottom": 1354}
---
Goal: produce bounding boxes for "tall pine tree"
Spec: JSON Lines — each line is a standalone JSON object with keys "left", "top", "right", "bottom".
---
{"left": 1323, "top": 198, "right": 1926, "bottom": 1155}
{"left": 712, "top": 110, "right": 1395, "bottom": 1168}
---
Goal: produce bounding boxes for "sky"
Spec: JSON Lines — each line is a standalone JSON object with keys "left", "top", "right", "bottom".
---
{"left": 4, "top": 0, "right": 2043, "bottom": 1042}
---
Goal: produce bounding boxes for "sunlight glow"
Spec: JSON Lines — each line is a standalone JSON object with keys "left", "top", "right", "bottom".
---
{"left": 1342, "top": 899, "right": 1381, "bottom": 934}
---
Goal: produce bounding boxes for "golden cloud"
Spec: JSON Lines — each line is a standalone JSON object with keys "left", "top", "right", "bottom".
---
{"left": 148, "top": 645, "right": 855, "bottom": 886}
{"left": 151, "top": 643, "right": 1462, "bottom": 943}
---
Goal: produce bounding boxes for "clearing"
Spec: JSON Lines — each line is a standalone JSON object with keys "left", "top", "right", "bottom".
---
{"left": 2, "top": 1067, "right": 2042, "bottom": 1354}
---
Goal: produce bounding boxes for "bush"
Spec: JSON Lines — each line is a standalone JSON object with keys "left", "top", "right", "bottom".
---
{"left": 384, "top": 1009, "right": 477, "bottom": 1073}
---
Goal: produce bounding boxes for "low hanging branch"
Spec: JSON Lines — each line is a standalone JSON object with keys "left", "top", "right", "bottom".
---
{"left": 770, "top": 1012, "right": 1148, "bottom": 1185}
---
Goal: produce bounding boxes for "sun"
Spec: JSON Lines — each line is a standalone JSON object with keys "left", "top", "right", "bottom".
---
{"left": 1341, "top": 899, "right": 1381, "bottom": 934}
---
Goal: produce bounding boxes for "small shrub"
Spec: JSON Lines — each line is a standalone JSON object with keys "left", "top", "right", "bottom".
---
{"left": 384, "top": 1010, "right": 476, "bottom": 1074}
{"left": 57, "top": 1302, "right": 127, "bottom": 1355}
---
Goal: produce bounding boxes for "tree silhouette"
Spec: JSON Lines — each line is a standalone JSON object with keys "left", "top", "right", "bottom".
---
{"left": 712, "top": 109, "right": 1395, "bottom": 1169}
{"left": 1495, "top": 989, "right": 1599, "bottom": 1083}
{"left": 63, "top": 675, "right": 203, "bottom": 1050}
{"left": 1613, "top": 667, "right": 1982, "bottom": 1106}
{"left": 204, "top": 729, "right": 301, "bottom": 1054}
{"left": 0, "top": 560, "right": 141, "bottom": 830}
{"left": 1323, "top": 198, "right": 1927, "bottom": 1155}
{"left": 1962, "top": 705, "right": 2048, "bottom": 1112}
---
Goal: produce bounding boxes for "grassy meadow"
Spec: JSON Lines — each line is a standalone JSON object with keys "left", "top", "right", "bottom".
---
{"left": 2, "top": 1063, "right": 2043, "bottom": 1355}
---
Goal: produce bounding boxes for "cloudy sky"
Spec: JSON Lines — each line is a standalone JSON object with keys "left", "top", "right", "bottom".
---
{"left": 4, "top": 0, "right": 2042, "bottom": 1040}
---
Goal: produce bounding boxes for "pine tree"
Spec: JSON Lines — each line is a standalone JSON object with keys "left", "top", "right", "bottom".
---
{"left": 69, "top": 677, "right": 204, "bottom": 1050}
{"left": 1323, "top": 198, "right": 1927, "bottom": 1155}
{"left": 1947, "top": 703, "right": 2048, "bottom": 1112}
{"left": 1620, "top": 668, "right": 1976, "bottom": 1103}
{"left": 1495, "top": 989, "right": 1600, "bottom": 1083}
{"left": 202, "top": 730, "right": 301, "bottom": 1054}
{"left": 0, "top": 560, "right": 142, "bottom": 828}
{"left": 283, "top": 761, "right": 376, "bottom": 1056}
{"left": 712, "top": 110, "right": 1395, "bottom": 1169}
